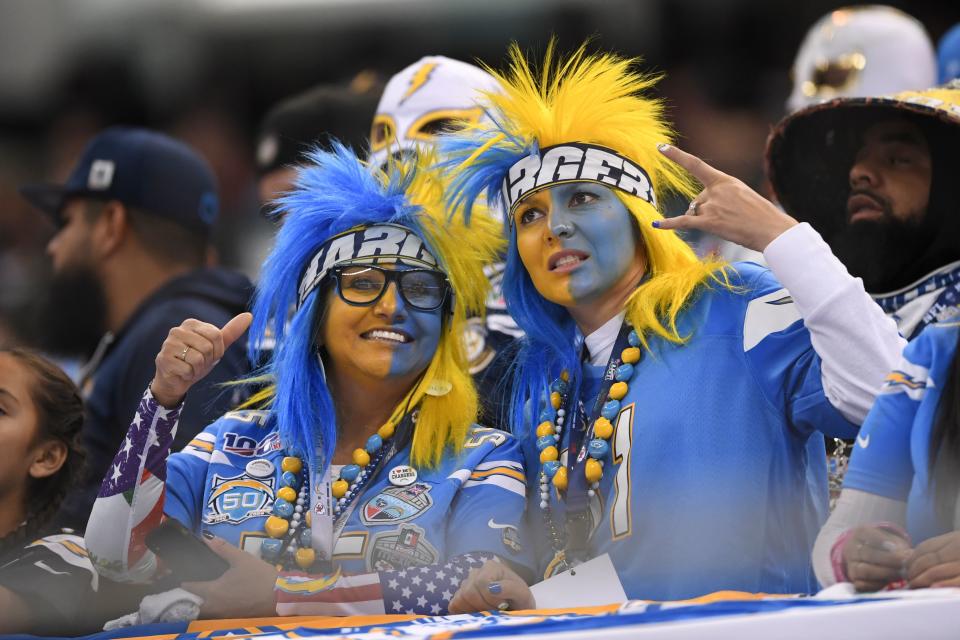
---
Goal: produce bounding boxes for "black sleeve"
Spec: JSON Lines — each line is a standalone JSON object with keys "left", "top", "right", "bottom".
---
{"left": 0, "top": 535, "right": 97, "bottom": 632}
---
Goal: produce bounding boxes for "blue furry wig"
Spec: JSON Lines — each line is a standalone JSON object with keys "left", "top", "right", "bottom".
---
{"left": 247, "top": 142, "right": 501, "bottom": 474}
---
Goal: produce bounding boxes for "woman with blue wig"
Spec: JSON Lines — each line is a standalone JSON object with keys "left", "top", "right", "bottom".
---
{"left": 441, "top": 43, "right": 906, "bottom": 610}
{"left": 84, "top": 145, "right": 532, "bottom": 618}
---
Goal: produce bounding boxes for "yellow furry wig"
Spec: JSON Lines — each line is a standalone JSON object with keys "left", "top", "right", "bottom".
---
{"left": 439, "top": 42, "right": 734, "bottom": 433}
{"left": 442, "top": 42, "right": 731, "bottom": 350}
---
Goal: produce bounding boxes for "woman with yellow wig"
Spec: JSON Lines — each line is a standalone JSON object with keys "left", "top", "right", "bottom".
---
{"left": 441, "top": 44, "right": 904, "bottom": 608}
{"left": 84, "top": 144, "right": 532, "bottom": 618}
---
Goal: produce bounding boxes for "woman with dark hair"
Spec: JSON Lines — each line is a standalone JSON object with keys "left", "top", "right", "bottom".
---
{"left": 813, "top": 322, "right": 960, "bottom": 591}
{"left": 0, "top": 347, "right": 89, "bottom": 632}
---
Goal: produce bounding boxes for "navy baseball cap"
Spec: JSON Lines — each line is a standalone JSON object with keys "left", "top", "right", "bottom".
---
{"left": 20, "top": 126, "right": 219, "bottom": 233}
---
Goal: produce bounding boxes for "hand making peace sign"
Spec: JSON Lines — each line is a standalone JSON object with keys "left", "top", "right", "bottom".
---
{"left": 653, "top": 143, "right": 799, "bottom": 252}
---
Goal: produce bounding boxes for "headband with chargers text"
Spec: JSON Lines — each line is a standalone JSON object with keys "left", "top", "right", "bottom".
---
{"left": 500, "top": 142, "right": 657, "bottom": 222}
{"left": 298, "top": 223, "right": 439, "bottom": 308}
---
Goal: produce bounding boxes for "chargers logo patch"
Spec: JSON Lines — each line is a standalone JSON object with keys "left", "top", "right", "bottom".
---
{"left": 205, "top": 473, "right": 275, "bottom": 524}
{"left": 361, "top": 482, "right": 433, "bottom": 525}
{"left": 880, "top": 361, "right": 932, "bottom": 401}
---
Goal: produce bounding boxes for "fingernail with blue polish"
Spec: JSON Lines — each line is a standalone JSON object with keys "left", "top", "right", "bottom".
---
{"left": 651, "top": 220, "right": 660, "bottom": 228}
{"left": 488, "top": 582, "right": 502, "bottom": 594}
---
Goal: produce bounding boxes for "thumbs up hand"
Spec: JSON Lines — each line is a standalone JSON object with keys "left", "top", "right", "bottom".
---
{"left": 150, "top": 312, "right": 253, "bottom": 409}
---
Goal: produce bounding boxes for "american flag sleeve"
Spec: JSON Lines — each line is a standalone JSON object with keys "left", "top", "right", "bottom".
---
{"left": 84, "top": 387, "right": 183, "bottom": 583}
{"left": 274, "top": 552, "right": 494, "bottom": 616}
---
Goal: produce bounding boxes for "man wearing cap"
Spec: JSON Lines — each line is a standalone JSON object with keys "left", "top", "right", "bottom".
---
{"left": 767, "top": 83, "right": 960, "bottom": 340}
{"left": 21, "top": 126, "right": 252, "bottom": 530}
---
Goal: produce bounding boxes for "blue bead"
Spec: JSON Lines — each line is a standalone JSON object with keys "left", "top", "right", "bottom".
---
{"left": 273, "top": 499, "right": 294, "bottom": 518}
{"left": 601, "top": 399, "right": 621, "bottom": 420}
{"left": 615, "top": 363, "right": 634, "bottom": 382}
{"left": 551, "top": 378, "right": 569, "bottom": 394}
{"left": 341, "top": 464, "right": 361, "bottom": 483}
{"left": 281, "top": 471, "right": 300, "bottom": 489}
{"left": 543, "top": 461, "right": 561, "bottom": 477}
{"left": 299, "top": 528, "right": 312, "bottom": 547}
{"left": 260, "top": 539, "right": 283, "bottom": 560}
{"left": 538, "top": 408, "right": 554, "bottom": 423}
{"left": 628, "top": 330, "right": 640, "bottom": 347}
{"left": 536, "top": 435, "right": 557, "bottom": 451}
{"left": 588, "top": 438, "right": 610, "bottom": 459}
{"left": 365, "top": 434, "right": 383, "bottom": 453}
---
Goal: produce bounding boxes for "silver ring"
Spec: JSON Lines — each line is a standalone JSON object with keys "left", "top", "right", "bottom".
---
{"left": 497, "top": 601, "right": 511, "bottom": 611}
{"left": 178, "top": 346, "right": 189, "bottom": 361}
{"left": 687, "top": 200, "right": 700, "bottom": 216}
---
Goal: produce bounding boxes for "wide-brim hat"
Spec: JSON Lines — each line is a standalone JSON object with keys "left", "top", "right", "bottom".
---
{"left": 766, "top": 83, "right": 960, "bottom": 235}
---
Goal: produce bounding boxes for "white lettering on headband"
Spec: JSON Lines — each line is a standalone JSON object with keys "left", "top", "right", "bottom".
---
{"left": 500, "top": 142, "right": 657, "bottom": 220}
{"left": 297, "top": 223, "right": 438, "bottom": 308}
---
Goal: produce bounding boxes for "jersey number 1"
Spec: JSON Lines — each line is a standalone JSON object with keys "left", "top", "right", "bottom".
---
{"left": 610, "top": 404, "right": 634, "bottom": 540}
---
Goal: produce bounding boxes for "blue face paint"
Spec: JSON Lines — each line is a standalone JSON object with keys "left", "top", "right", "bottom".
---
{"left": 385, "top": 279, "right": 442, "bottom": 379}
{"left": 520, "top": 183, "right": 638, "bottom": 305}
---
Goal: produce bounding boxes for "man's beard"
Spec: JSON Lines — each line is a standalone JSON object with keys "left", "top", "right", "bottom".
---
{"left": 829, "top": 191, "right": 938, "bottom": 293}
{"left": 36, "top": 264, "right": 108, "bottom": 357}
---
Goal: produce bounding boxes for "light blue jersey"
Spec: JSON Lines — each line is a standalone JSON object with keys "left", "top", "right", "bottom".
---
{"left": 524, "top": 262, "right": 858, "bottom": 600}
{"left": 843, "top": 322, "right": 960, "bottom": 543}
{"left": 167, "top": 414, "right": 532, "bottom": 574}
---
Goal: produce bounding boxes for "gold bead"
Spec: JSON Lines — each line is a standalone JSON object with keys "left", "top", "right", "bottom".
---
{"left": 536, "top": 421, "right": 554, "bottom": 438}
{"left": 378, "top": 423, "right": 395, "bottom": 440}
{"left": 552, "top": 466, "right": 568, "bottom": 491}
{"left": 550, "top": 391, "right": 562, "bottom": 409}
{"left": 332, "top": 479, "right": 349, "bottom": 499}
{"left": 353, "top": 449, "right": 371, "bottom": 467}
{"left": 306, "top": 512, "right": 312, "bottom": 527}
{"left": 277, "top": 486, "right": 297, "bottom": 503}
{"left": 295, "top": 547, "right": 316, "bottom": 569}
{"left": 585, "top": 458, "right": 603, "bottom": 483}
{"left": 281, "top": 456, "right": 302, "bottom": 474}
{"left": 621, "top": 347, "right": 640, "bottom": 364}
{"left": 593, "top": 417, "right": 614, "bottom": 439}
{"left": 264, "top": 515, "right": 289, "bottom": 539}
{"left": 539, "top": 445, "right": 558, "bottom": 463}
{"left": 609, "top": 381, "right": 628, "bottom": 400}
{"left": 560, "top": 370, "right": 570, "bottom": 382}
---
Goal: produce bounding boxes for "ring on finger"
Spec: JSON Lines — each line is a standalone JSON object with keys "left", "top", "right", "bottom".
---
{"left": 497, "top": 601, "right": 511, "bottom": 611}
{"left": 177, "top": 346, "right": 190, "bottom": 361}
{"left": 687, "top": 200, "right": 700, "bottom": 216}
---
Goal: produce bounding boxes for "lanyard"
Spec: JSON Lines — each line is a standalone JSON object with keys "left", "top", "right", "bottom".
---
{"left": 308, "top": 411, "right": 412, "bottom": 564}
{"left": 562, "top": 321, "right": 636, "bottom": 560}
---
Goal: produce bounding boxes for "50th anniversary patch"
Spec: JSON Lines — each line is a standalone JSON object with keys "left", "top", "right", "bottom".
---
{"left": 205, "top": 472, "right": 275, "bottom": 525}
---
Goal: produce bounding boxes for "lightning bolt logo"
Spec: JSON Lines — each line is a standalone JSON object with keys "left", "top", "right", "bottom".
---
{"left": 400, "top": 62, "right": 439, "bottom": 105}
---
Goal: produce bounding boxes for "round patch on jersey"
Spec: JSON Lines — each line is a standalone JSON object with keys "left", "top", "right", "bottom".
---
{"left": 246, "top": 459, "right": 275, "bottom": 478}
{"left": 389, "top": 465, "right": 418, "bottom": 486}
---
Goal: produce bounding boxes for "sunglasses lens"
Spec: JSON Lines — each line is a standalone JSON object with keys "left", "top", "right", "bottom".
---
{"left": 338, "top": 266, "right": 386, "bottom": 304}
{"left": 399, "top": 270, "right": 446, "bottom": 310}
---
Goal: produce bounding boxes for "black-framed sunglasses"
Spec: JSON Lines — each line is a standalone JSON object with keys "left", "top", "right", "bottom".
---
{"left": 328, "top": 264, "right": 451, "bottom": 312}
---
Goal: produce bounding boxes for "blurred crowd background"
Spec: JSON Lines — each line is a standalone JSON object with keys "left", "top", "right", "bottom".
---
{"left": 0, "top": 0, "right": 956, "bottom": 350}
